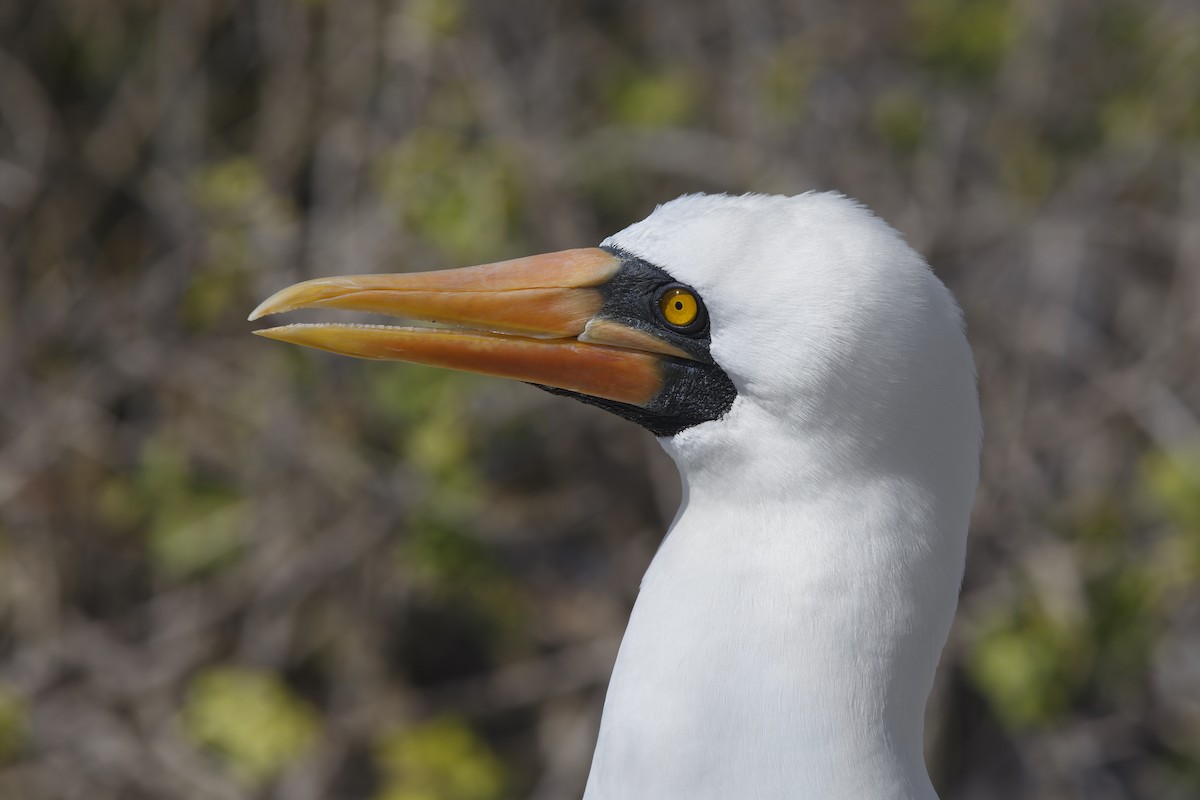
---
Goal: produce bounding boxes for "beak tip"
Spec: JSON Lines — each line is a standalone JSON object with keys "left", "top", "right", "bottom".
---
{"left": 249, "top": 277, "right": 346, "bottom": 322}
{"left": 252, "top": 326, "right": 286, "bottom": 341}
{"left": 248, "top": 299, "right": 276, "bottom": 321}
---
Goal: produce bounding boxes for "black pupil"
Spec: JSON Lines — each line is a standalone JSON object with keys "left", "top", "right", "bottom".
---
{"left": 674, "top": 301, "right": 683, "bottom": 310}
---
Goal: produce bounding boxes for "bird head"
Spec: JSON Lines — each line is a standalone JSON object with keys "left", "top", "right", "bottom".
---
{"left": 601, "top": 193, "right": 981, "bottom": 499}
{"left": 251, "top": 192, "right": 979, "bottom": 500}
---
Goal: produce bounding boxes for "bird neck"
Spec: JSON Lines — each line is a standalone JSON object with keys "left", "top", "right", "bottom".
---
{"left": 584, "top": 422, "right": 971, "bottom": 800}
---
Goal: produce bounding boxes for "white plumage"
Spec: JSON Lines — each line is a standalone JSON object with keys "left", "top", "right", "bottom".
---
{"left": 585, "top": 193, "right": 980, "bottom": 799}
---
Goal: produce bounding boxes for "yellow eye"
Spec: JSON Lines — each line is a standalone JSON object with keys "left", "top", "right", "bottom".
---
{"left": 659, "top": 287, "right": 699, "bottom": 328}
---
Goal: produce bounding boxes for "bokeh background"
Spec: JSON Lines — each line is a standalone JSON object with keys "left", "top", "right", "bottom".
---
{"left": 2, "top": 0, "right": 1199, "bottom": 798}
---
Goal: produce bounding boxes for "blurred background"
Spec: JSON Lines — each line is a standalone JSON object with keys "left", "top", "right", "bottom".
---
{"left": 1, "top": 0, "right": 1199, "bottom": 798}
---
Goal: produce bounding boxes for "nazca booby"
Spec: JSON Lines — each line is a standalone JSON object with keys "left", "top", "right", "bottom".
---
{"left": 251, "top": 192, "right": 982, "bottom": 800}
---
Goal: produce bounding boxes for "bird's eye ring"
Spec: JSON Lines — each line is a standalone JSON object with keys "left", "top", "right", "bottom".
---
{"left": 656, "top": 284, "right": 705, "bottom": 332}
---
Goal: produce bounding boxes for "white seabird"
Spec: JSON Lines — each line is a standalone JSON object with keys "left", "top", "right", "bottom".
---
{"left": 251, "top": 192, "right": 982, "bottom": 800}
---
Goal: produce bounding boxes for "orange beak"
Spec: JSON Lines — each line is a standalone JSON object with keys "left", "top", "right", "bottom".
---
{"left": 249, "top": 248, "right": 685, "bottom": 407}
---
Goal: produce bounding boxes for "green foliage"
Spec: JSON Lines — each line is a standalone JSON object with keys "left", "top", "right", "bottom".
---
{"left": 366, "top": 365, "right": 525, "bottom": 633}
{"left": 183, "top": 667, "right": 318, "bottom": 787}
{"left": 183, "top": 249, "right": 252, "bottom": 330}
{"left": 607, "top": 69, "right": 698, "bottom": 128}
{"left": 0, "top": 686, "right": 27, "bottom": 764}
{"left": 141, "top": 435, "right": 244, "bottom": 579}
{"left": 968, "top": 607, "right": 1083, "bottom": 727}
{"left": 98, "top": 433, "right": 244, "bottom": 580}
{"left": 998, "top": 129, "right": 1057, "bottom": 204}
{"left": 1097, "top": 2, "right": 1148, "bottom": 51}
{"left": 95, "top": 474, "right": 145, "bottom": 531}
{"left": 759, "top": 42, "right": 814, "bottom": 122}
{"left": 403, "top": 0, "right": 464, "bottom": 40}
{"left": 376, "top": 717, "right": 506, "bottom": 800}
{"left": 1100, "top": 94, "right": 1159, "bottom": 150}
{"left": 185, "top": 158, "right": 294, "bottom": 329}
{"left": 407, "top": 408, "right": 476, "bottom": 486}
{"left": 910, "top": 0, "right": 1017, "bottom": 81}
{"left": 402, "top": 514, "right": 526, "bottom": 634}
{"left": 1091, "top": 12, "right": 1200, "bottom": 149}
{"left": 192, "top": 158, "right": 271, "bottom": 219}
{"left": 872, "top": 91, "right": 927, "bottom": 154}
{"left": 364, "top": 365, "right": 484, "bottom": 512}
{"left": 149, "top": 496, "right": 245, "bottom": 581}
{"left": 406, "top": 520, "right": 497, "bottom": 588}
{"left": 968, "top": 452, "right": 1200, "bottom": 731}
{"left": 375, "top": 132, "right": 523, "bottom": 264}
{"left": 1142, "top": 451, "right": 1200, "bottom": 575}
{"left": 366, "top": 365, "right": 471, "bottom": 428}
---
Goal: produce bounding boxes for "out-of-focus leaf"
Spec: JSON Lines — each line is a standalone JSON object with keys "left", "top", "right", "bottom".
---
{"left": 967, "top": 486, "right": 1188, "bottom": 732}
{"left": 1141, "top": 451, "right": 1200, "bottom": 587}
{"left": 407, "top": 412, "right": 473, "bottom": 482}
{"left": 403, "top": 0, "right": 463, "bottom": 40}
{"left": 1097, "top": 21, "right": 1200, "bottom": 149}
{"left": 967, "top": 604, "right": 1084, "bottom": 728}
{"left": 367, "top": 366, "right": 470, "bottom": 427}
{"left": 183, "top": 253, "right": 252, "bottom": 329}
{"left": 872, "top": 91, "right": 927, "bottom": 154}
{"left": 607, "top": 69, "right": 697, "bottom": 128}
{"left": 0, "top": 685, "right": 27, "bottom": 764}
{"left": 401, "top": 510, "right": 526, "bottom": 636}
{"left": 998, "top": 129, "right": 1057, "bottom": 204}
{"left": 376, "top": 717, "right": 506, "bottom": 800}
{"left": 365, "top": 365, "right": 484, "bottom": 506}
{"left": 1101, "top": 93, "right": 1159, "bottom": 151}
{"left": 1143, "top": 451, "right": 1200, "bottom": 537}
{"left": 375, "top": 132, "right": 523, "bottom": 264}
{"left": 183, "top": 667, "right": 318, "bottom": 787}
{"left": 96, "top": 474, "right": 147, "bottom": 530}
{"left": 404, "top": 518, "right": 499, "bottom": 594}
{"left": 149, "top": 498, "right": 245, "bottom": 580}
{"left": 192, "top": 158, "right": 267, "bottom": 217}
{"left": 759, "top": 41, "right": 814, "bottom": 122}
{"left": 911, "top": 0, "right": 1017, "bottom": 81}
{"left": 136, "top": 434, "right": 245, "bottom": 579}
